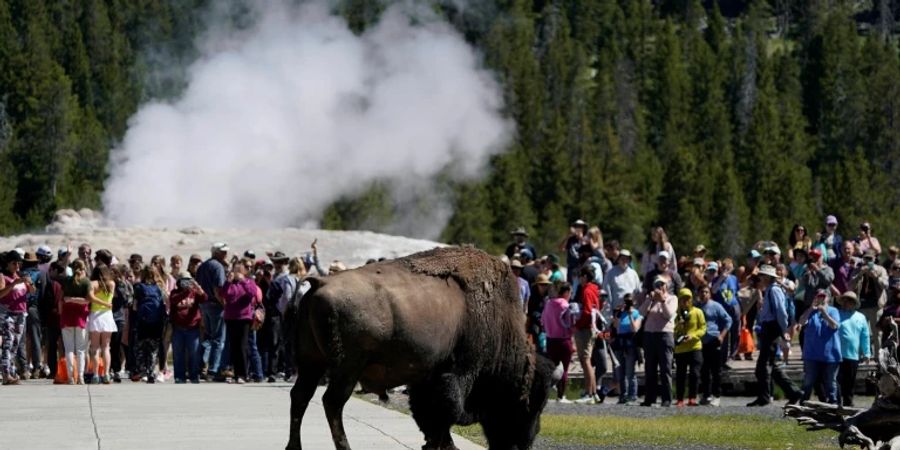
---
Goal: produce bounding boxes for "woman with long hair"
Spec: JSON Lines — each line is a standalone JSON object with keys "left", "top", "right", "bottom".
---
{"left": 60, "top": 260, "right": 91, "bottom": 384}
{"left": 788, "top": 224, "right": 812, "bottom": 260}
{"left": 87, "top": 265, "right": 117, "bottom": 384}
{"left": 641, "top": 226, "right": 677, "bottom": 276}
{"left": 133, "top": 265, "right": 166, "bottom": 383}
{"left": 223, "top": 258, "right": 260, "bottom": 384}
{"left": 150, "top": 256, "right": 174, "bottom": 380}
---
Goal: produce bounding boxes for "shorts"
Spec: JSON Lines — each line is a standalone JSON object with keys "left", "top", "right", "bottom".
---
{"left": 573, "top": 328, "right": 595, "bottom": 361}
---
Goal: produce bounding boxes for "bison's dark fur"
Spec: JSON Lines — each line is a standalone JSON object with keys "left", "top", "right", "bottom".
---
{"left": 284, "top": 247, "right": 557, "bottom": 450}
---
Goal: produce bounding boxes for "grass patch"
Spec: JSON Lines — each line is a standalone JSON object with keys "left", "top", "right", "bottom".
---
{"left": 534, "top": 414, "right": 835, "bottom": 449}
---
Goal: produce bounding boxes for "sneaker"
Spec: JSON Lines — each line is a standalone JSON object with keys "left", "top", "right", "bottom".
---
{"left": 557, "top": 397, "right": 572, "bottom": 404}
{"left": 594, "top": 393, "right": 605, "bottom": 404}
{"left": 675, "top": 400, "right": 685, "bottom": 407}
{"left": 267, "top": 375, "right": 276, "bottom": 383}
{"left": 163, "top": 370, "right": 173, "bottom": 381}
{"left": 155, "top": 373, "right": 165, "bottom": 383}
{"left": 699, "top": 397, "right": 711, "bottom": 406}
{"left": 617, "top": 398, "right": 628, "bottom": 405}
{"left": 32, "top": 368, "right": 42, "bottom": 380}
{"left": 112, "top": 373, "right": 122, "bottom": 383}
{"left": 687, "top": 399, "right": 698, "bottom": 407}
{"left": 574, "top": 395, "right": 594, "bottom": 404}
{"left": 746, "top": 399, "right": 770, "bottom": 407}
{"left": 102, "top": 375, "right": 111, "bottom": 385}
{"left": 175, "top": 379, "right": 186, "bottom": 384}
{"left": 660, "top": 401, "right": 672, "bottom": 408}
{"left": 147, "top": 377, "right": 155, "bottom": 384}
{"left": 190, "top": 379, "right": 200, "bottom": 384}
{"left": 131, "top": 374, "right": 142, "bottom": 382}
{"left": 67, "top": 379, "right": 75, "bottom": 385}
{"left": 709, "top": 397, "right": 721, "bottom": 407}
{"left": 236, "top": 378, "right": 246, "bottom": 385}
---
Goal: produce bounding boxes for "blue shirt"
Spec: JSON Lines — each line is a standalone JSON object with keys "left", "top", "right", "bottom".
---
{"left": 838, "top": 310, "right": 871, "bottom": 361}
{"left": 802, "top": 306, "right": 842, "bottom": 363}
{"left": 713, "top": 274, "right": 739, "bottom": 307}
{"left": 196, "top": 258, "right": 226, "bottom": 305}
{"left": 616, "top": 309, "right": 642, "bottom": 334}
{"left": 517, "top": 277, "right": 530, "bottom": 306}
{"left": 759, "top": 284, "right": 790, "bottom": 332}
{"left": 698, "top": 299, "right": 732, "bottom": 344}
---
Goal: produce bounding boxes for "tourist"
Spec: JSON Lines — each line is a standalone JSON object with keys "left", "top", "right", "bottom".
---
{"left": 59, "top": 261, "right": 90, "bottom": 385}
{"left": 880, "top": 279, "right": 900, "bottom": 347}
{"left": 641, "top": 226, "right": 676, "bottom": 277}
{"left": 674, "top": 288, "right": 705, "bottom": 407}
{"left": 170, "top": 255, "right": 185, "bottom": 279}
{"left": 541, "top": 283, "right": 574, "bottom": 403}
{"left": 706, "top": 260, "right": 741, "bottom": 367}
{"left": 884, "top": 246, "right": 899, "bottom": 272}
{"left": 639, "top": 275, "right": 677, "bottom": 407}
{"left": 642, "top": 251, "right": 683, "bottom": 296}
{"left": 42, "top": 260, "right": 64, "bottom": 380}
{"left": 506, "top": 227, "right": 537, "bottom": 261}
{"left": 526, "top": 274, "right": 552, "bottom": 353}
{"left": 19, "top": 252, "right": 46, "bottom": 379}
{"left": 817, "top": 215, "right": 844, "bottom": 261}
{"left": 836, "top": 291, "right": 871, "bottom": 407}
{"left": 572, "top": 265, "right": 600, "bottom": 403}
{"left": 830, "top": 241, "right": 857, "bottom": 295}
{"left": 77, "top": 244, "right": 93, "bottom": 274}
{"left": 851, "top": 249, "right": 888, "bottom": 358}
{"left": 197, "top": 243, "right": 229, "bottom": 381}
{"left": 128, "top": 254, "right": 143, "bottom": 279}
{"left": 697, "top": 284, "right": 731, "bottom": 406}
{"left": 87, "top": 265, "right": 117, "bottom": 384}
{"left": 611, "top": 293, "right": 642, "bottom": 405}
{"left": 0, "top": 250, "right": 35, "bottom": 385}
{"left": 798, "top": 249, "right": 835, "bottom": 313}
{"left": 601, "top": 250, "right": 641, "bottom": 319}
{"left": 134, "top": 266, "right": 166, "bottom": 383}
{"left": 788, "top": 224, "right": 813, "bottom": 260}
{"left": 510, "top": 259, "right": 530, "bottom": 310}
{"left": 559, "top": 219, "right": 588, "bottom": 283}
{"left": 110, "top": 265, "right": 133, "bottom": 382}
{"left": 799, "top": 289, "right": 842, "bottom": 404}
{"left": 748, "top": 264, "right": 802, "bottom": 406}
{"left": 856, "top": 222, "right": 881, "bottom": 257}
{"left": 223, "top": 259, "right": 260, "bottom": 384}
{"left": 187, "top": 254, "right": 203, "bottom": 278}
{"left": 169, "top": 273, "right": 206, "bottom": 384}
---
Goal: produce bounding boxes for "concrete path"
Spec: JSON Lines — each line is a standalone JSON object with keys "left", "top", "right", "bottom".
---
{"left": 0, "top": 382, "right": 483, "bottom": 450}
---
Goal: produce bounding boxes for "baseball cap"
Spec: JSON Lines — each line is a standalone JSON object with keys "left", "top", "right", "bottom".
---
{"left": 618, "top": 249, "right": 632, "bottom": 259}
{"left": 808, "top": 248, "right": 823, "bottom": 260}
{"left": 36, "top": 245, "right": 52, "bottom": 258}
{"left": 189, "top": 254, "right": 203, "bottom": 263}
{"left": 694, "top": 244, "right": 707, "bottom": 254}
{"left": 58, "top": 247, "right": 71, "bottom": 257}
{"left": 692, "top": 258, "right": 705, "bottom": 267}
{"left": 652, "top": 275, "right": 666, "bottom": 288}
{"left": 826, "top": 215, "right": 838, "bottom": 225}
{"left": 210, "top": 242, "right": 230, "bottom": 253}
{"left": 571, "top": 219, "right": 588, "bottom": 229}
{"left": 706, "top": 261, "right": 719, "bottom": 272}
{"left": 748, "top": 250, "right": 761, "bottom": 259}
{"left": 657, "top": 251, "right": 671, "bottom": 261}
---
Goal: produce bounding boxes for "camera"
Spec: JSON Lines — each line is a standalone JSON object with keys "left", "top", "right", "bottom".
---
{"left": 675, "top": 334, "right": 689, "bottom": 345}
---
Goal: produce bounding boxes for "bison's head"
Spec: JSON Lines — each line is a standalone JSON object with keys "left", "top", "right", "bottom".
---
{"left": 482, "top": 354, "right": 561, "bottom": 449}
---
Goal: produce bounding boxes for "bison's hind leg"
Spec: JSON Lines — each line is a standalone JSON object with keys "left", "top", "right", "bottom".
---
{"left": 286, "top": 362, "right": 327, "bottom": 450}
{"left": 322, "top": 362, "right": 366, "bottom": 450}
{"left": 408, "top": 375, "right": 470, "bottom": 450}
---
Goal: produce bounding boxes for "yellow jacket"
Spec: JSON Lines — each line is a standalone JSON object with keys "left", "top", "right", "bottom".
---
{"left": 674, "top": 306, "right": 706, "bottom": 354}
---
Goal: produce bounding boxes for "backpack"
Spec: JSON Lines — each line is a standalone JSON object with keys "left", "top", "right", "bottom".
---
{"left": 136, "top": 283, "right": 165, "bottom": 325}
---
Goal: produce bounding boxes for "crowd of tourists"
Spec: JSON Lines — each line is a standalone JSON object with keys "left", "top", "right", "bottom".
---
{"left": 0, "top": 241, "right": 340, "bottom": 386}
{"left": 511, "top": 217, "right": 900, "bottom": 408}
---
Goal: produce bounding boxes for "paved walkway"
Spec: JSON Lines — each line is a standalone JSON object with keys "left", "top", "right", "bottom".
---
{"left": 0, "top": 381, "right": 483, "bottom": 450}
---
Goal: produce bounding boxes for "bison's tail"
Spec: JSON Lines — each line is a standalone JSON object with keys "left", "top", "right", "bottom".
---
{"left": 286, "top": 276, "right": 328, "bottom": 367}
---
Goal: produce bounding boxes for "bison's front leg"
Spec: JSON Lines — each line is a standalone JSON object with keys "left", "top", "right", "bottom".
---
{"left": 286, "top": 364, "right": 327, "bottom": 450}
{"left": 409, "top": 377, "right": 467, "bottom": 450}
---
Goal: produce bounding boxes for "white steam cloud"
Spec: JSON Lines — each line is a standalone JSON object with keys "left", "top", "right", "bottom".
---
{"left": 102, "top": 1, "right": 511, "bottom": 237}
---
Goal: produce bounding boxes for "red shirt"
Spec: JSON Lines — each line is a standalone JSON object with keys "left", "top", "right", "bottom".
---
{"left": 169, "top": 288, "right": 207, "bottom": 329}
{"left": 575, "top": 282, "right": 600, "bottom": 330}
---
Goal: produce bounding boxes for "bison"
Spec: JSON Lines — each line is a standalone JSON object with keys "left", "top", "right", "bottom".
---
{"left": 284, "top": 247, "right": 559, "bottom": 450}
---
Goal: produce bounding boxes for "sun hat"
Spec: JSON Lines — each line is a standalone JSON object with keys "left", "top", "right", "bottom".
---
{"left": 694, "top": 244, "right": 707, "bottom": 254}
{"left": 510, "top": 259, "right": 524, "bottom": 269}
{"left": 510, "top": 227, "right": 528, "bottom": 237}
{"left": 22, "top": 252, "right": 38, "bottom": 263}
{"left": 863, "top": 249, "right": 877, "bottom": 259}
{"left": 758, "top": 264, "right": 777, "bottom": 278}
{"left": 839, "top": 291, "right": 860, "bottom": 308}
{"left": 571, "top": 219, "right": 588, "bottom": 229}
{"left": 269, "top": 251, "right": 289, "bottom": 264}
{"left": 618, "top": 249, "right": 632, "bottom": 259}
{"left": 535, "top": 273, "right": 552, "bottom": 285}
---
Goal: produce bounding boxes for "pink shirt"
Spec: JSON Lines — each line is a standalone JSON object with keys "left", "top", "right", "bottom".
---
{"left": 541, "top": 297, "right": 573, "bottom": 340}
{"left": 638, "top": 294, "right": 677, "bottom": 333}
{"left": 0, "top": 274, "right": 28, "bottom": 313}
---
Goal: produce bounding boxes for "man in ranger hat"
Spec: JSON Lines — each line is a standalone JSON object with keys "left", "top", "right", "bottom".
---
{"left": 506, "top": 226, "right": 537, "bottom": 261}
{"left": 748, "top": 264, "right": 802, "bottom": 406}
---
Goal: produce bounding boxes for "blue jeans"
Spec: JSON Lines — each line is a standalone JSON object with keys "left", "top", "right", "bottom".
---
{"left": 614, "top": 346, "right": 638, "bottom": 401}
{"left": 802, "top": 360, "right": 839, "bottom": 404}
{"left": 201, "top": 304, "right": 225, "bottom": 374}
{"left": 249, "top": 330, "right": 263, "bottom": 380}
{"left": 172, "top": 327, "right": 201, "bottom": 382}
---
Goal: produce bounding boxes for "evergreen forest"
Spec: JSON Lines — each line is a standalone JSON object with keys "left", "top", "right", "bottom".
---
{"left": 1, "top": 0, "right": 899, "bottom": 258}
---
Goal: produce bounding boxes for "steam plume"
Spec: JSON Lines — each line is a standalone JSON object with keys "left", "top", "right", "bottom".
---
{"left": 102, "top": 1, "right": 511, "bottom": 238}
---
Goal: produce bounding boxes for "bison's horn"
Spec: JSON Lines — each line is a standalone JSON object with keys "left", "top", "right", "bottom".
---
{"left": 552, "top": 364, "right": 564, "bottom": 383}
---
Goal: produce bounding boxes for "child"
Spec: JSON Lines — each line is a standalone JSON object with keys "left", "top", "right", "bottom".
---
{"left": 133, "top": 266, "right": 166, "bottom": 383}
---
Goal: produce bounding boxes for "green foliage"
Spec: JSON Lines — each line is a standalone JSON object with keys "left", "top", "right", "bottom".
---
{"left": 0, "top": 0, "right": 897, "bottom": 262}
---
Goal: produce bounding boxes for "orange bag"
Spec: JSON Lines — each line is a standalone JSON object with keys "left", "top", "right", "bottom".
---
{"left": 54, "top": 357, "right": 68, "bottom": 384}
{"left": 738, "top": 328, "right": 756, "bottom": 354}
